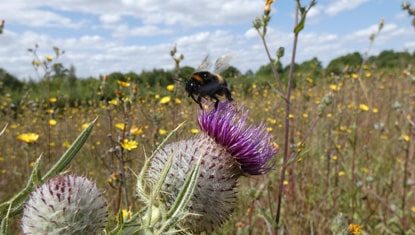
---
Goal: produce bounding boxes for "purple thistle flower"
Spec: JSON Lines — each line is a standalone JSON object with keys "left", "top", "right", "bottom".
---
{"left": 147, "top": 101, "right": 276, "bottom": 233}
{"left": 198, "top": 101, "right": 276, "bottom": 175}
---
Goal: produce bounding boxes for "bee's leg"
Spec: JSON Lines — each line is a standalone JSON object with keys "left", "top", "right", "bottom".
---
{"left": 197, "top": 96, "right": 203, "bottom": 109}
{"left": 211, "top": 95, "right": 220, "bottom": 109}
{"left": 190, "top": 94, "right": 198, "bottom": 104}
{"left": 224, "top": 88, "right": 233, "bottom": 101}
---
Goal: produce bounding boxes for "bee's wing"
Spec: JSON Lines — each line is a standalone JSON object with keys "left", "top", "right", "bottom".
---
{"left": 196, "top": 55, "right": 211, "bottom": 72}
{"left": 214, "top": 54, "right": 232, "bottom": 74}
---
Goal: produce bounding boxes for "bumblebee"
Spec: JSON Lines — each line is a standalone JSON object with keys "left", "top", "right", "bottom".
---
{"left": 185, "top": 55, "right": 233, "bottom": 109}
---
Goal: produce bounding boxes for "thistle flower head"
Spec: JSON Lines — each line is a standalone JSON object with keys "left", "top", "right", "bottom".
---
{"left": 198, "top": 101, "right": 276, "bottom": 175}
{"left": 147, "top": 101, "right": 276, "bottom": 233}
{"left": 22, "top": 175, "right": 107, "bottom": 234}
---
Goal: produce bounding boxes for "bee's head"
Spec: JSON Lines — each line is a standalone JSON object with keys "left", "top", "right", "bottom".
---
{"left": 185, "top": 79, "right": 198, "bottom": 94}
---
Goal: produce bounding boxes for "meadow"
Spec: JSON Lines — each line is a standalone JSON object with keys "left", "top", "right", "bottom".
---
{"left": 1, "top": 57, "right": 415, "bottom": 234}
{"left": 1, "top": 1, "right": 415, "bottom": 234}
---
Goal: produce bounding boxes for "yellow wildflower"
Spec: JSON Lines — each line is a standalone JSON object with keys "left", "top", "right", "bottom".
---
{"left": 351, "top": 73, "right": 359, "bottom": 79}
{"left": 402, "top": 134, "right": 410, "bottom": 142}
{"left": 48, "top": 119, "right": 57, "bottom": 126}
{"left": 288, "top": 114, "right": 295, "bottom": 119}
{"left": 121, "top": 209, "right": 132, "bottom": 221}
{"left": 411, "top": 206, "right": 415, "bottom": 213}
{"left": 130, "top": 126, "right": 143, "bottom": 136}
{"left": 359, "top": 104, "right": 369, "bottom": 111}
{"left": 283, "top": 180, "right": 289, "bottom": 185}
{"left": 267, "top": 118, "right": 277, "bottom": 124}
{"left": 348, "top": 223, "right": 362, "bottom": 235}
{"left": 49, "top": 97, "right": 57, "bottom": 103}
{"left": 190, "top": 128, "right": 200, "bottom": 134}
{"left": 166, "top": 84, "right": 175, "bottom": 91}
{"left": 117, "top": 80, "right": 130, "bottom": 87}
{"left": 62, "top": 140, "right": 71, "bottom": 148}
{"left": 115, "top": 123, "right": 126, "bottom": 131}
{"left": 121, "top": 139, "right": 138, "bottom": 151}
{"left": 159, "top": 129, "right": 167, "bottom": 135}
{"left": 332, "top": 155, "right": 338, "bottom": 161}
{"left": 302, "top": 113, "right": 308, "bottom": 118}
{"left": 175, "top": 98, "right": 182, "bottom": 104}
{"left": 32, "top": 60, "right": 41, "bottom": 67}
{"left": 17, "top": 133, "right": 39, "bottom": 144}
{"left": 338, "top": 171, "right": 345, "bottom": 177}
{"left": 81, "top": 123, "right": 89, "bottom": 130}
{"left": 266, "top": 127, "right": 273, "bottom": 132}
{"left": 372, "top": 107, "right": 379, "bottom": 113}
{"left": 45, "top": 55, "right": 53, "bottom": 62}
{"left": 47, "top": 109, "right": 54, "bottom": 114}
{"left": 159, "top": 96, "right": 171, "bottom": 104}
{"left": 329, "top": 84, "right": 339, "bottom": 91}
{"left": 109, "top": 99, "right": 118, "bottom": 105}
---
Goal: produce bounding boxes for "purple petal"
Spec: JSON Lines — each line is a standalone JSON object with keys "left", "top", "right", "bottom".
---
{"left": 198, "top": 102, "right": 277, "bottom": 175}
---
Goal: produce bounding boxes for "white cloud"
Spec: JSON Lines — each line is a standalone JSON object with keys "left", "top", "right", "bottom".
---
{"left": 0, "top": 0, "right": 414, "bottom": 79}
{"left": 0, "top": 1, "right": 83, "bottom": 28}
{"left": 99, "top": 14, "right": 121, "bottom": 24}
{"left": 109, "top": 24, "right": 172, "bottom": 38}
{"left": 404, "top": 41, "right": 415, "bottom": 49}
{"left": 325, "top": 0, "right": 369, "bottom": 16}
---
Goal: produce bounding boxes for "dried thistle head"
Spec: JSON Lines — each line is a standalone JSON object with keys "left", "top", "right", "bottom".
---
{"left": 22, "top": 175, "right": 107, "bottom": 234}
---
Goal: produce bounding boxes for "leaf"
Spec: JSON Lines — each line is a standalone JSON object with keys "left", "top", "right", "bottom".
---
{"left": 42, "top": 116, "right": 98, "bottom": 181}
{"left": 0, "top": 123, "right": 7, "bottom": 137}
{"left": 294, "top": 17, "right": 306, "bottom": 34}
{"left": 0, "top": 117, "right": 97, "bottom": 220}
{"left": 159, "top": 155, "right": 202, "bottom": 232}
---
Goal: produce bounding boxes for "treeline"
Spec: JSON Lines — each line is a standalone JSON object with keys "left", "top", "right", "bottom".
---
{"left": 1, "top": 50, "right": 414, "bottom": 106}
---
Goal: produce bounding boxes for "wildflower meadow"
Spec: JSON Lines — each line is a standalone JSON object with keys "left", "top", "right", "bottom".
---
{"left": 1, "top": 0, "right": 415, "bottom": 234}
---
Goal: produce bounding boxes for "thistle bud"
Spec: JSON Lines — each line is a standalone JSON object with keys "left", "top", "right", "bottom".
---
{"left": 22, "top": 175, "right": 108, "bottom": 234}
{"left": 147, "top": 102, "right": 276, "bottom": 233}
{"left": 253, "top": 17, "right": 262, "bottom": 30}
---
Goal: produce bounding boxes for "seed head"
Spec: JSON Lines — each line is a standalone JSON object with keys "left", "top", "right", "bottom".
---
{"left": 22, "top": 175, "right": 108, "bottom": 234}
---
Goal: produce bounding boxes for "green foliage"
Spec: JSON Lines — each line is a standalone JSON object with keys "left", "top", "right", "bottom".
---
{"left": 256, "top": 62, "right": 283, "bottom": 77}
{"left": 0, "top": 69, "right": 23, "bottom": 91}
{"left": 221, "top": 65, "right": 241, "bottom": 79}
{"left": 368, "top": 50, "right": 415, "bottom": 69}
{"left": 326, "top": 52, "right": 363, "bottom": 74}
{"left": 0, "top": 49, "right": 413, "bottom": 109}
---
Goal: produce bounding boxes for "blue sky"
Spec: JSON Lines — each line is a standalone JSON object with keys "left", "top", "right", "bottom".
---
{"left": 0, "top": 0, "right": 414, "bottom": 79}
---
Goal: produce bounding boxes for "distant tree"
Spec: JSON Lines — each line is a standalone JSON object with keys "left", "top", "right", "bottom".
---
{"left": 140, "top": 69, "right": 173, "bottom": 87}
{"left": 221, "top": 66, "right": 241, "bottom": 78}
{"left": 326, "top": 52, "right": 363, "bottom": 74}
{"left": 255, "top": 61, "right": 283, "bottom": 77}
{"left": 108, "top": 72, "right": 125, "bottom": 81}
{"left": 368, "top": 50, "right": 415, "bottom": 68}
{"left": 244, "top": 69, "right": 254, "bottom": 77}
{"left": 0, "top": 68, "right": 23, "bottom": 90}
{"left": 179, "top": 66, "right": 195, "bottom": 80}
{"left": 296, "top": 57, "right": 323, "bottom": 82}
{"left": 124, "top": 71, "right": 140, "bottom": 83}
